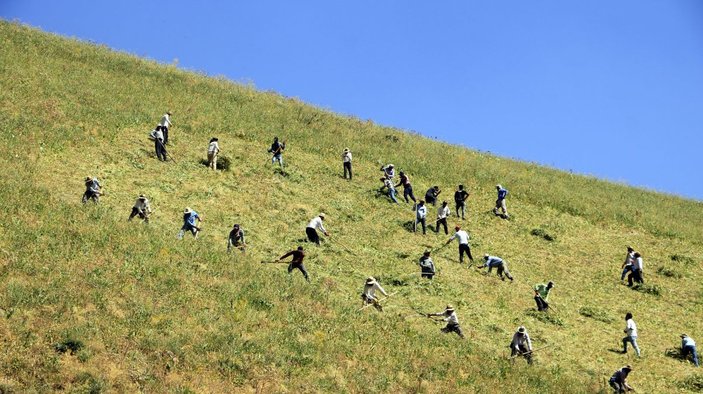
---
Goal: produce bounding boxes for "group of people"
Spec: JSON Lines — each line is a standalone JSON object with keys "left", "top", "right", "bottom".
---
{"left": 78, "top": 111, "right": 697, "bottom": 393}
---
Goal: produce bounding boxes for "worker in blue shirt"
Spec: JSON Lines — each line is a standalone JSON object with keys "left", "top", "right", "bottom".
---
{"left": 477, "top": 254, "right": 514, "bottom": 281}
{"left": 493, "top": 184, "right": 509, "bottom": 219}
{"left": 681, "top": 334, "right": 700, "bottom": 367}
{"left": 178, "top": 207, "right": 202, "bottom": 239}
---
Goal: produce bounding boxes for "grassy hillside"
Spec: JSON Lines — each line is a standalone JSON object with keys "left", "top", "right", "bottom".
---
{"left": 1, "top": 20, "right": 702, "bottom": 393}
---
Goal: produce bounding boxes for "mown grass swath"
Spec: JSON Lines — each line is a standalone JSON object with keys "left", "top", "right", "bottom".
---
{"left": 0, "top": 21, "right": 702, "bottom": 393}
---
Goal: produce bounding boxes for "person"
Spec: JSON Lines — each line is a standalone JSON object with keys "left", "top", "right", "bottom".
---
{"left": 361, "top": 277, "right": 388, "bottom": 311}
{"left": 207, "top": 137, "right": 220, "bottom": 170}
{"left": 178, "top": 207, "right": 202, "bottom": 239}
{"left": 227, "top": 224, "right": 246, "bottom": 252}
{"left": 381, "top": 164, "right": 395, "bottom": 180}
{"left": 154, "top": 126, "right": 168, "bottom": 161}
{"left": 427, "top": 305, "right": 464, "bottom": 339}
{"left": 128, "top": 194, "right": 151, "bottom": 223}
{"left": 81, "top": 176, "right": 102, "bottom": 204}
{"left": 622, "top": 312, "right": 641, "bottom": 357}
{"left": 621, "top": 246, "right": 635, "bottom": 282}
{"left": 608, "top": 365, "right": 634, "bottom": 393}
{"left": 627, "top": 252, "right": 644, "bottom": 286}
{"left": 510, "top": 326, "right": 533, "bottom": 363}
{"left": 268, "top": 137, "right": 285, "bottom": 168}
{"left": 158, "top": 111, "right": 172, "bottom": 144}
{"left": 414, "top": 200, "right": 427, "bottom": 234}
{"left": 493, "top": 184, "right": 509, "bottom": 219}
{"left": 425, "top": 186, "right": 441, "bottom": 206}
{"left": 381, "top": 176, "right": 399, "bottom": 203}
{"left": 395, "top": 171, "right": 416, "bottom": 204}
{"left": 435, "top": 201, "right": 450, "bottom": 234}
{"left": 681, "top": 334, "right": 700, "bottom": 367}
{"left": 534, "top": 281, "right": 554, "bottom": 311}
{"left": 478, "top": 254, "right": 514, "bottom": 281}
{"left": 306, "top": 213, "right": 329, "bottom": 245}
{"left": 418, "top": 250, "right": 436, "bottom": 279}
{"left": 342, "top": 148, "right": 352, "bottom": 179}
{"left": 445, "top": 226, "right": 473, "bottom": 264}
{"left": 279, "top": 246, "right": 309, "bottom": 282}
{"left": 453, "top": 185, "right": 469, "bottom": 220}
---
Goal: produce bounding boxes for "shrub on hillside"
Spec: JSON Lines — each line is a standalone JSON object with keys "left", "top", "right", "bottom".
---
{"left": 632, "top": 283, "right": 661, "bottom": 296}
{"left": 657, "top": 266, "right": 683, "bottom": 279}
{"left": 671, "top": 254, "right": 695, "bottom": 265}
{"left": 530, "top": 228, "right": 556, "bottom": 242}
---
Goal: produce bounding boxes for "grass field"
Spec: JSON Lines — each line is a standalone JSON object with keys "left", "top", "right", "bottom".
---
{"left": 1, "top": 20, "right": 702, "bottom": 393}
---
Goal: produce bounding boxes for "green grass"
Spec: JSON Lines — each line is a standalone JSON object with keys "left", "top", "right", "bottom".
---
{"left": 1, "top": 20, "right": 703, "bottom": 392}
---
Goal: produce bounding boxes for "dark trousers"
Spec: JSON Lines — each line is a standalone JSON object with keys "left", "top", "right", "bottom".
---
{"left": 609, "top": 379, "right": 625, "bottom": 393}
{"left": 155, "top": 139, "right": 167, "bottom": 161}
{"left": 421, "top": 272, "right": 434, "bottom": 279}
{"left": 306, "top": 227, "right": 320, "bottom": 244}
{"left": 441, "top": 323, "right": 464, "bottom": 339}
{"left": 343, "top": 162, "right": 352, "bottom": 179}
{"left": 403, "top": 186, "right": 416, "bottom": 203}
{"left": 288, "top": 262, "right": 309, "bottom": 281}
{"left": 162, "top": 126, "right": 169, "bottom": 144}
{"left": 455, "top": 202, "right": 465, "bottom": 219}
{"left": 535, "top": 296, "right": 549, "bottom": 311}
{"left": 459, "top": 243, "right": 473, "bottom": 263}
{"left": 683, "top": 345, "right": 700, "bottom": 367}
{"left": 628, "top": 269, "right": 643, "bottom": 286}
{"left": 128, "top": 207, "right": 149, "bottom": 223}
{"left": 435, "top": 217, "right": 448, "bottom": 234}
{"left": 511, "top": 344, "right": 532, "bottom": 363}
{"left": 414, "top": 217, "right": 426, "bottom": 234}
{"left": 82, "top": 191, "right": 99, "bottom": 204}
{"left": 425, "top": 195, "right": 436, "bottom": 206}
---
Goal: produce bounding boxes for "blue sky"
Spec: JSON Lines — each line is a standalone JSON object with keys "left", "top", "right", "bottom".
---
{"left": 2, "top": 1, "right": 702, "bottom": 200}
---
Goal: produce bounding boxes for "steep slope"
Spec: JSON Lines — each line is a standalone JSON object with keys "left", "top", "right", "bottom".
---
{"left": 0, "top": 21, "right": 702, "bottom": 393}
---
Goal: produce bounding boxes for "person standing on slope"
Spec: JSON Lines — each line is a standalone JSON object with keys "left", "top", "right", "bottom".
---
{"left": 493, "top": 184, "right": 509, "bottom": 219}
{"left": 534, "top": 281, "right": 554, "bottom": 311}
{"left": 621, "top": 312, "right": 641, "bottom": 357}
{"left": 477, "top": 254, "right": 514, "bottom": 281}
{"left": 427, "top": 305, "right": 465, "bottom": 339}
{"left": 342, "top": 148, "right": 353, "bottom": 179}
{"left": 414, "top": 200, "right": 427, "bottom": 235}
{"left": 361, "top": 277, "right": 389, "bottom": 312}
{"left": 278, "top": 246, "right": 310, "bottom": 282}
{"left": 620, "top": 246, "right": 635, "bottom": 282}
{"left": 81, "top": 176, "right": 102, "bottom": 204}
{"left": 627, "top": 252, "right": 644, "bottom": 286}
{"left": 306, "top": 213, "right": 329, "bottom": 245}
{"left": 268, "top": 137, "right": 285, "bottom": 168}
{"left": 445, "top": 225, "right": 473, "bottom": 264}
{"left": 435, "top": 201, "right": 451, "bottom": 234}
{"left": 158, "top": 111, "right": 172, "bottom": 145}
{"left": 154, "top": 126, "right": 168, "bottom": 161}
{"left": 380, "top": 164, "right": 396, "bottom": 180}
{"left": 454, "top": 184, "right": 469, "bottom": 220}
{"left": 207, "top": 137, "right": 220, "bottom": 170}
{"left": 395, "top": 171, "right": 417, "bottom": 204}
{"left": 418, "top": 250, "right": 436, "bottom": 279}
{"left": 178, "top": 207, "right": 202, "bottom": 239}
{"left": 128, "top": 194, "right": 152, "bottom": 223}
{"left": 510, "top": 326, "right": 533, "bottom": 363}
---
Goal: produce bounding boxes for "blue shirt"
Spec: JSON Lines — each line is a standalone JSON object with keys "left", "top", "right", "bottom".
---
{"left": 184, "top": 211, "right": 199, "bottom": 226}
{"left": 497, "top": 188, "right": 508, "bottom": 199}
{"left": 485, "top": 256, "right": 503, "bottom": 267}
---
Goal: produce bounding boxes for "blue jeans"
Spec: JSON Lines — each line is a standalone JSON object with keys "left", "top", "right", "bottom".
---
{"left": 683, "top": 345, "right": 700, "bottom": 367}
{"left": 621, "top": 265, "right": 633, "bottom": 281}
{"left": 272, "top": 153, "right": 283, "bottom": 167}
{"left": 389, "top": 189, "right": 398, "bottom": 203}
{"left": 623, "top": 335, "right": 640, "bottom": 356}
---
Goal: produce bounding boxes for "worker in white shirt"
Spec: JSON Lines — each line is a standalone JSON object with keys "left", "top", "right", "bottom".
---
{"left": 627, "top": 252, "right": 644, "bottom": 286}
{"left": 445, "top": 225, "right": 473, "bottom": 264}
{"left": 427, "top": 305, "right": 465, "bottom": 339}
{"left": 620, "top": 246, "right": 635, "bottom": 282}
{"left": 306, "top": 213, "right": 329, "bottom": 245}
{"left": 154, "top": 126, "right": 167, "bottom": 161}
{"left": 414, "top": 200, "right": 427, "bottom": 234}
{"left": 622, "top": 312, "right": 641, "bottom": 357}
{"left": 128, "top": 194, "right": 152, "bottom": 223}
{"left": 382, "top": 176, "right": 399, "bottom": 203}
{"left": 207, "top": 137, "right": 220, "bottom": 170}
{"left": 510, "top": 326, "right": 533, "bottom": 363}
{"left": 361, "top": 277, "right": 388, "bottom": 312}
{"left": 158, "top": 112, "right": 172, "bottom": 144}
{"left": 434, "top": 201, "right": 451, "bottom": 234}
{"left": 82, "top": 176, "right": 102, "bottom": 204}
{"left": 342, "top": 148, "right": 352, "bottom": 179}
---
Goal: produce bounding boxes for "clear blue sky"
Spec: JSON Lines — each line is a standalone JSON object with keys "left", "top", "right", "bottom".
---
{"left": 3, "top": 1, "right": 702, "bottom": 200}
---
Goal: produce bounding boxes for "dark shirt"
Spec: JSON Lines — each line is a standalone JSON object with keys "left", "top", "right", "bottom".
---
{"left": 454, "top": 190, "right": 469, "bottom": 203}
{"left": 229, "top": 229, "right": 244, "bottom": 243}
{"left": 281, "top": 250, "right": 305, "bottom": 264}
{"left": 270, "top": 141, "right": 285, "bottom": 154}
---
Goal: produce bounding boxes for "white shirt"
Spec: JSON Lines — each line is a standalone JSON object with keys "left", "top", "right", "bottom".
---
{"left": 159, "top": 114, "right": 172, "bottom": 128}
{"left": 384, "top": 178, "right": 395, "bottom": 191}
{"left": 342, "top": 152, "right": 352, "bottom": 162}
{"left": 444, "top": 311, "right": 459, "bottom": 325}
{"left": 133, "top": 198, "right": 151, "bottom": 213}
{"left": 307, "top": 216, "right": 327, "bottom": 233}
{"left": 154, "top": 129, "right": 164, "bottom": 141}
{"left": 363, "top": 282, "right": 387, "bottom": 299}
{"left": 634, "top": 257, "right": 643, "bottom": 271}
{"left": 437, "top": 205, "right": 450, "bottom": 219}
{"left": 416, "top": 205, "right": 427, "bottom": 219}
{"left": 450, "top": 230, "right": 469, "bottom": 245}
{"left": 624, "top": 252, "right": 634, "bottom": 267}
{"left": 626, "top": 319, "right": 638, "bottom": 337}
{"left": 208, "top": 141, "right": 220, "bottom": 154}
{"left": 511, "top": 331, "right": 533, "bottom": 351}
